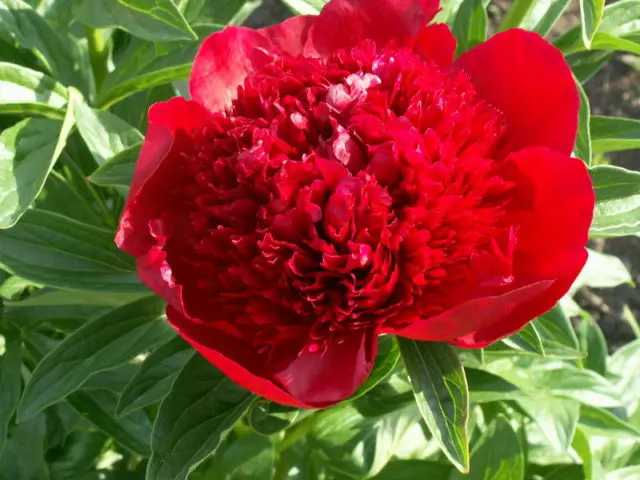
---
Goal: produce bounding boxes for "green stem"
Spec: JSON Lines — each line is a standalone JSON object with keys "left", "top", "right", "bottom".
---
{"left": 85, "top": 27, "right": 108, "bottom": 92}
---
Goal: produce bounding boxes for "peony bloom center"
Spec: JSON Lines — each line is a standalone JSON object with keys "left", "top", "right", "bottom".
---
{"left": 159, "top": 40, "right": 517, "bottom": 360}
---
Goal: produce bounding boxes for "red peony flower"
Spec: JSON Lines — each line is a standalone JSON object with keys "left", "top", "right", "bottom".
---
{"left": 116, "top": 0, "right": 594, "bottom": 408}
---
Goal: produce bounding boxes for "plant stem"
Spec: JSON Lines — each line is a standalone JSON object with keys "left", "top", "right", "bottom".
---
{"left": 85, "top": 27, "right": 108, "bottom": 92}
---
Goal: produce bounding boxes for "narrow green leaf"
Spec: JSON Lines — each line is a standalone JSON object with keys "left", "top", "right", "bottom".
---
{"left": 248, "top": 402, "right": 300, "bottom": 436}
{"left": 98, "top": 37, "right": 199, "bottom": 109}
{"left": 0, "top": 62, "right": 67, "bottom": 118}
{"left": 73, "top": 99, "right": 143, "bottom": 166}
{"left": 373, "top": 460, "right": 453, "bottom": 480}
{"left": 518, "top": 396, "right": 580, "bottom": 452}
{"left": 200, "top": 433, "right": 275, "bottom": 480}
{"left": 606, "top": 466, "right": 640, "bottom": 480}
{"left": 89, "top": 142, "right": 141, "bottom": 188}
{"left": 351, "top": 335, "right": 400, "bottom": 399}
{"left": 0, "top": 413, "right": 48, "bottom": 480}
{"left": 0, "top": 209, "right": 145, "bottom": 292}
{"left": 116, "top": 336, "right": 193, "bottom": 417}
{"left": 534, "top": 305, "right": 582, "bottom": 358}
{"left": 452, "top": 0, "right": 488, "bottom": 56}
{"left": 590, "top": 165, "right": 640, "bottom": 237}
{"left": 177, "top": 0, "right": 262, "bottom": 27}
{"left": 147, "top": 354, "right": 254, "bottom": 480}
{"left": 499, "top": 0, "right": 535, "bottom": 31}
{"left": 0, "top": 87, "right": 76, "bottom": 229}
{"left": 580, "top": 0, "right": 605, "bottom": 47}
{"left": 0, "top": 328, "right": 22, "bottom": 456}
{"left": 519, "top": 0, "right": 571, "bottom": 36}
{"left": 279, "top": 0, "right": 327, "bottom": 15}
{"left": 397, "top": 339, "right": 469, "bottom": 472}
{"left": 502, "top": 323, "right": 545, "bottom": 356}
{"left": 451, "top": 415, "right": 524, "bottom": 480}
{"left": 568, "top": 50, "right": 613, "bottom": 84}
{"left": 465, "top": 368, "right": 522, "bottom": 403}
{"left": 68, "top": 390, "right": 152, "bottom": 456}
{"left": 579, "top": 404, "right": 640, "bottom": 438}
{"left": 572, "top": 427, "right": 595, "bottom": 480}
{"left": 72, "top": 0, "right": 197, "bottom": 41}
{"left": 17, "top": 296, "right": 169, "bottom": 421}
{"left": 573, "top": 249, "right": 633, "bottom": 291}
{"left": 575, "top": 80, "right": 592, "bottom": 165}
{"left": 577, "top": 316, "right": 608, "bottom": 376}
{"left": 591, "top": 116, "right": 640, "bottom": 153}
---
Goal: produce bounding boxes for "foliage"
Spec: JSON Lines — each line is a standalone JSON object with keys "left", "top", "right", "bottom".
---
{"left": 0, "top": 0, "right": 639, "bottom": 479}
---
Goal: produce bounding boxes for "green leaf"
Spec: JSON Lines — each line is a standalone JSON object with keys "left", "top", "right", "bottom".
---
{"left": 572, "top": 427, "right": 599, "bottom": 480}
{"left": 0, "top": 0, "right": 84, "bottom": 91}
{"left": 89, "top": 142, "right": 140, "bottom": 188}
{"left": 73, "top": 99, "right": 143, "bottom": 166}
{"left": 575, "top": 80, "right": 592, "bottom": 165}
{"left": 519, "top": 0, "right": 571, "bottom": 36}
{"left": 465, "top": 368, "right": 522, "bottom": 403}
{"left": 591, "top": 116, "right": 640, "bottom": 153}
{"left": 72, "top": 0, "right": 197, "bottom": 42}
{"left": 533, "top": 305, "right": 582, "bottom": 358}
{"left": 0, "top": 328, "right": 22, "bottom": 456}
{"left": 518, "top": 396, "right": 580, "bottom": 452}
{"left": 48, "top": 429, "right": 107, "bottom": 479}
{"left": 17, "top": 296, "right": 169, "bottom": 421}
{"left": 0, "top": 209, "right": 145, "bottom": 292}
{"left": 590, "top": 165, "right": 640, "bottom": 237}
{"left": 579, "top": 404, "right": 640, "bottom": 438}
{"left": 0, "top": 87, "right": 76, "bottom": 229}
{"left": 502, "top": 323, "right": 545, "bottom": 356}
{"left": 577, "top": 316, "right": 608, "bottom": 376}
{"left": 67, "top": 389, "right": 152, "bottom": 456}
{"left": 0, "top": 413, "right": 48, "bottom": 480}
{"left": 248, "top": 402, "right": 300, "bottom": 436}
{"left": 499, "top": 0, "right": 535, "bottom": 31}
{"left": 607, "top": 466, "right": 640, "bottom": 480}
{"left": 98, "top": 37, "right": 199, "bottom": 109}
{"left": 568, "top": 50, "right": 613, "bottom": 83}
{"left": 352, "top": 335, "right": 400, "bottom": 399}
{"left": 607, "top": 339, "right": 640, "bottom": 414}
{"left": 451, "top": 415, "right": 524, "bottom": 480}
{"left": 177, "top": 0, "right": 262, "bottom": 27}
{"left": 573, "top": 249, "right": 633, "bottom": 291}
{"left": 373, "top": 460, "right": 453, "bottom": 480}
{"left": 199, "top": 432, "right": 275, "bottom": 480}
{"left": 147, "top": 354, "right": 254, "bottom": 480}
{"left": 452, "top": 0, "right": 488, "bottom": 56}
{"left": 116, "top": 336, "right": 193, "bottom": 417}
{"left": 580, "top": 0, "right": 605, "bottom": 47}
{"left": 280, "top": 0, "right": 327, "bottom": 15}
{"left": 0, "top": 62, "right": 67, "bottom": 118}
{"left": 397, "top": 339, "right": 469, "bottom": 473}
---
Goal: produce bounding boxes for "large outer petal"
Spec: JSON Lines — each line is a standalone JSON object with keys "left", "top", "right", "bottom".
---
{"left": 412, "top": 23, "right": 457, "bottom": 67}
{"left": 116, "top": 97, "right": 211, "bottom": 257}
{"left": 454, "top": 29, "right": 579, "bottom": 156}
{"left": 312, "top": 0, "right": 439, "bottom": 53}
{"left": 167, "top": 307, "right": 377, "bottom": 408}
{"left": 389, "top": 147, "right": 593, "bottom": 347}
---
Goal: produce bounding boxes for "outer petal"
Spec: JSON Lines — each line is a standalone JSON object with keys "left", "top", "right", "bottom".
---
{"left": 412, "top": 23, "right": 457, "bottom": 68}
{"left": 389, "top": 147, "right": 594, "bottom": 347}
{"left": 312, "top": 0, "right": 439, "bottom": 54}
{"left": 455, "top": 29, "right": 579, "bottom": 156}
{"left": 261, "top": 15, "right": 318, "bottom": 56}
{"left": 189, "top": 26, "right": 275, "bottom": 113}
{"left": 116, "top": 97, "right": 210, "bottom": 257}
{"left": 167, "top": 307, "right": 377, "bottom": 407}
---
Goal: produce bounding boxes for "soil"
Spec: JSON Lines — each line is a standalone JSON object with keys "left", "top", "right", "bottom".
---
{"left": 246, "top": 0, "right": 640, "bottom": 350}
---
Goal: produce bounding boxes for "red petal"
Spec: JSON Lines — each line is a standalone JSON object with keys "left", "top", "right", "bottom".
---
{"left": 190, "top": 26, "right": 275, "bottom": 113}
{"left": 454, "top": 29, "right": 579, "bottom": 156}
{"left": 167, "top": 307, "right": 377, "bottom": 407}
{"left": 312, "top": 0, "right": 439, "bottom": 54}
{"left": 412, "top": 23, "right": 456, "bottom": 67}
{"left": 116, "top": 97, "right": 210, "bottom": 257}
{"left": 261, "top": 15, "right": 317, "bottom": 56}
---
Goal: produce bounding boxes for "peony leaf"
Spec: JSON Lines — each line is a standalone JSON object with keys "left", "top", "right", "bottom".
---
{"left": 0, "top": 327, "right": 22, "bottom": 457}
{"left": 533, "top": 305, "right": 582, "bottom": 358}
{"left": 579, "top": 404, "right": 640, "bottom": 438}
{"left": 518, "top": 0, "right": 571, "bottom": 37}
{"left": 518, "top": 396, "right": 580, "bottom": 452}
{"left": 280, "top": 0, "right": 327, "bottom": 15}
{"left": 571, "top": 427, "right": 601, "bottom": 480}
{"left": 591, "top": 116, "right": 640, "bottom": 153}
{"left": 397, "top": 339, "right": 470, "bottom": 473}
{"left": 116, "top": 335, "right": 194, "bottom": 417}
{"left": 0, "top": 62, "right": 68, "bottom": 118}
{"left": 72, "top": 0, "right": 197, "bottom": 42}
{"left": 452, "top": 0, "right": 488, "bottom": 56}
{"left": 576, "top": 316, "right": 608, "bottom": 376}
{"left": 0, "top": 209, "right": 146, "bottom": 292}
{"left": 178, "top": 0, "right": 262, "bottom": 27}
{"left": 580, "top": 0, "right": 605, "bottom": 47}
{"left": 590, "top": 165, "right": 640, "bottom": 237}
{"left": 17, "top": 296, "right": 170, "bottom": 421}
{"left": 575, "top": 80, "right": 593, "bottom": 165}
{"left": 373, "top": 460, "right": 454, "bottom": 480}
{"left": 247, "top": 402, "right": 300, "bottom": 436}
{"left": 0, "top": 87, "right": 76, "bottom": 229}
{"left": 499, "top": 0, "right": 536, "bottom": 31}
{"left": 147, "top": 354, "right": 254, "bottom": 480}
{"left": 89, "top": 142, "right": 141, "bottom": 188}
{"left": 568, "top": 50, "right": 613, "bottom": 84}
{"left": 351, "top": 335, "right": 400, "bottom": 399}
{"left": 450, "top": 415, "right": 524, "bottom": 480}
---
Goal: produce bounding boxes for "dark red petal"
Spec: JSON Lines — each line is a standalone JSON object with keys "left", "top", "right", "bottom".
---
{"left": 261, "top": 15, "right": 318, "bottom": 56}
{"left": 167, "top": 307, "right": 377, "bottom": 407}
{"left": 190, "top": 26, "right": 275, "bottom": 113}
{"left": 116, "top": 97, "right": 210, "bottom": 257}
{"left": 454, "top": 29, "right": 579, "bottom": 156}
{"left": 312, "top": 0, "right": 439, "bottom": 54}
{"left": 412, "top": 23, "right": 456, "bottom": 67}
